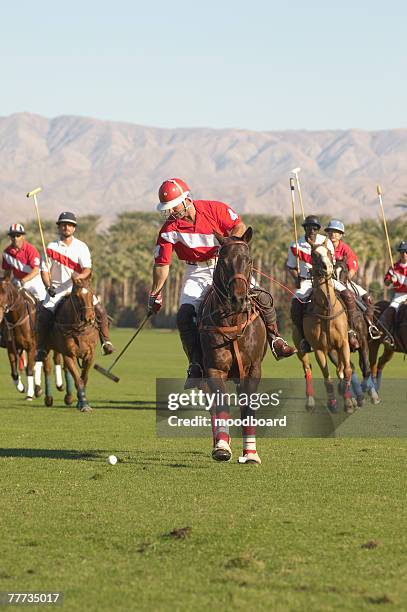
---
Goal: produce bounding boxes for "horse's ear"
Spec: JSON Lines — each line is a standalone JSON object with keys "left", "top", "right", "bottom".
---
{"left": 241, "top": 226, "right": 253, "bottom": 244}
{"left": 214, "top": 232, "right": 226, "bottom": 246}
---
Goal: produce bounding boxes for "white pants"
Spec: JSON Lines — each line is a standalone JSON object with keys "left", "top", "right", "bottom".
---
{"left": 180, "top": 263, "right": 216, "bottom": 311}
{"left": 179, "top": 262, "right": 256, "bottom": 311}
{"left": 43, "top": 286, "right": 99, "bottom": 311}
{"left": 390, "top": 292, "right": 407, "bottom": 310}
{"left": 293, "top": 278, "right": 366, "bottom": 301}
{"left": 14, "top": 275, "right": 46, "bottom": 301}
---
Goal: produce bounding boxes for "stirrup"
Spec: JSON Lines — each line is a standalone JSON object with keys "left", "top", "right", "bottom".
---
{"left": 368, "top": 324, "right": 381, "bottom": 340}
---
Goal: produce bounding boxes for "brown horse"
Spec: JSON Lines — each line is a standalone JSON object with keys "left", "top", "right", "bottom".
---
{"left": 199, "top": 228, "right": 267, "bottom": 464}
{"left": 42, "top": 277, "right": 99, "bottom": 412}
{"left": 0, "top": 278, "right": 42, "bottom": 399}
{"left": 301, "top": 240, "right": 354, "bottom": 413}
{"left": 369, "top": 300, "right": 407, "bottom": 389}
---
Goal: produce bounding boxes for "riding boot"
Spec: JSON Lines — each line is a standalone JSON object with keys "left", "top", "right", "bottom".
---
{"left": 252, "top": 287, "right": 297, "bottom": 359}
{"left": 361, "top": 294, "right": 381, "bottom": 339}
{"left": 379, "top": 306, "right": 396, "bottom": 347}
{"left": 290, "top": 298, "right": 312, "bottom": 353}
{"left": 94, "top": 302, "right": 115, "bottom": 355}
{"left": 35, "top": 307, "right": 54, "bottom": 361}
{"left": 340, "top": 289, "right": 360, "bottom": 350}
{"left": 177, "top": 304, "right": 203, "bottom": 389}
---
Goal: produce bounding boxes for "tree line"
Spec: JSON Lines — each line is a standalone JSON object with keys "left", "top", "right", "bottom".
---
{"left": 2, "top": 212, "right": 406, "bottom": 331}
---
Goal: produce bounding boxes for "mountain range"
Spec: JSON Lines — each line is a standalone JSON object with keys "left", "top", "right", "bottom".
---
{"left": 0, "top": 112, "right": 406, "bottom": 226}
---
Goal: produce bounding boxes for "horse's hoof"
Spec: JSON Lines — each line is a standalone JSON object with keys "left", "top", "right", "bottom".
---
{"left": 344, "top": 400, "right": 355, "bottom": 414}
{"left": 25, "top": 396, "right": 33, "bottom": 402}
{"left": 368, "top": 388, "right": 380, "bottom": 405}
{"left": 80, "top": 405, "right": 92, "bottom": 414}
{"left": 238, "top": 452, "right": 261, "bottom": 465}
{"left": 212, "top": 440, "right": 232, "bottom": 462}
{"left": 34, "top": 385, "right": 42, "bottom": 398}
{"left": 56, "top": 385, "right": 64, "bottom": 392}
{"left": 64, "top": 394, "right": 74, "bottom": 406}
{"left": 327, "top": 399, "right": 338, "bottom": 413}
{"left": 351, "top": 397, "right": 358, "bottom": 409}
{"left": 305, "top": 396, "right": 315, "bottom": 412}
{"left": 17, "top": 383, "right": 25, "bottom": 393}
{"left": 356, "top": 395, "right": 365, "bottom": 408}
{"left": 44, "top": 396, "right": 53, "bottom": 407}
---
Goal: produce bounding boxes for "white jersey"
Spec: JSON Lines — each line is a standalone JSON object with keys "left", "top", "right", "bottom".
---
{"left": 287, "top": 233, "right": 335, "bottom": 280}
{"left": 42, "top": 237, "right": 92, "bottom": 293}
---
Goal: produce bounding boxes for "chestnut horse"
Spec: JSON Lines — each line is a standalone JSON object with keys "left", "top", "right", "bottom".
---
{"left": 42, "top": 277, "right": 99, "bottom": 412}
{"left": 199, "top": 228, "right": 267, "bottom": 463}
{"left": 302, "top": 240, "right": 354, "bottom": 413}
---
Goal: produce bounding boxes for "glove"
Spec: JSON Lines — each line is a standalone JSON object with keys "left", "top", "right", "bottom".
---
{"left": 389, "top": 268, "right": 398, "bottom": 283}
{"left": 47, "top": 286, "right": 56, "bottom": 298}
{"left": 148, "top": 292, "right": 163, "bottom": 314}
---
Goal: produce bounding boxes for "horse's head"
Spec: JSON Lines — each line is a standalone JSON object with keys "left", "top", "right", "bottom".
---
{"left": 214, "top": 227, "right": 253, "bottom": 313}
{"left": 310, "top": 239, "right": 334, "bottom": 280}
{"left": 71, "top": 277, "right": 95, "bottom": 324}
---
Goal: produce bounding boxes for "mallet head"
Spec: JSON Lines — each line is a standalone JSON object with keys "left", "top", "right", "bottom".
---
{"left": 26, "top": 187, "right": 42, "bottom": 198}
{"left": 291, "top": 167, "right": 301, "bottom": 175}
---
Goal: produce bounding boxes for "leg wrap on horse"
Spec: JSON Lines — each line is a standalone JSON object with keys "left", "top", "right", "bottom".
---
{"left": 252, "top": 288, "right": 296, "bottom": 359}
{"left": 94, "top": 303, "right": 115, "bottom": 354}
{"left": 176, "top": 304, "right": 203, "bottom": 366}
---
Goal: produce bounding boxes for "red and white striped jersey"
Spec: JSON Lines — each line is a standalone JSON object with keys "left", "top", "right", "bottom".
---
{"left": 287, "top": 233, "right": 335, "bottom": 279}
{"left": 384, "top": 261, "right": 407, "bottom": 293}
{"left": 42, "top": 237, "right": 92, "bottom": 290}
{"left": 154, "top": 200, "right": 241, "bottom": 265}
{"left": 2, "top": 241, "right": 41, "bottom": 280}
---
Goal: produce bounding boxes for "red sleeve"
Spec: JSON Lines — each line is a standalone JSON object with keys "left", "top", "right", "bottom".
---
{"left": 343, "top": 243, "right": 358, "bottom": 272}
{"left": 384, "top": 267, "right": 392, "bottom": 282}
{"left": 154, "top": 233, "right": 174, "bottom": 265}
{"left": 213, "top": 201, "right": 241, "bottom": 234}
{"left": 2, "top": 253, "right": 11, "bottom": 271}
{"left": 26, "top": 244, "right": 41, "bottom": 269}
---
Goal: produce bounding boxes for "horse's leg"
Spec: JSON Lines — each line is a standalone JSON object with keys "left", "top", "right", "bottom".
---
{"left": 43, "top": 352, "right": 54, "bottom": 407}
{"left": 376, "top": 346, "right": 394, "bottom": 391}
{"left": 64, "top": 363, "right": 75, "bottom": 406}
{"left": 79, "top": 353, "right": 94, "bottom": 411}
{"left": 314, "top": 349, "right": 337, "bottom": 413}
{"left": 64, "top": 355, "right": 91, "bottom": 413}
{"left": 25, "top": 346, "right": 36, "bottom": 401}
{"left": 8, "top": 348, "right": 24, "bottom": 393}
{"left": 34, "top": 360, "right": 43, "bottom": 398}
{"left": 54, "top": 351, "right": 64, "bottom": 391}
{"left": 369, "top": 339, "right": 381, "bottom": 389}
{"left": 207, "top": 368, "right": 231, "bottom": 461}
{"left": 359, "top": 340, "right": 380, "bottom": 405}
{"left": 293, "top": 327, "right": 315, "bottom": 411}
{"left": 238, "top": 370, "right": 261, "bottom": 464}
{"left": 338, "top": 344, "right": 354, "bottom": 414}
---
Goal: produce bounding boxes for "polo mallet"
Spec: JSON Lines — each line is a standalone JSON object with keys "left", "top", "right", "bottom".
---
{"left": 26, "top": 187, "right": 51, "bottom": 272}
{"left": 291, "top": 167, "right": 305, "bottom": 220}
{"left": 290, "top": 178, "right": 300, "bottom": 277}
{"left": 376, "top": 184, "right": 394, "bottom": 269}
{"left": 93, "top": 312, "right": 152, "bottom": 382}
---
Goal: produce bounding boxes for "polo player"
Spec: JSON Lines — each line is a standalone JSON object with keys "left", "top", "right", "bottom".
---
{"left": 380, "top": 241, "right": 407, "bottom": 345}
{"left": 35, "top": 212, "right": 115, "bottom": 360}
{"left": 287, "top": 215, "right": 360, "bottom": 353}
{"left": 325, "top": 218, "right": 379, "bottom": 340}
{"left": 148, "top": 178, "right": 296, "bottom": 390}
{"left": 1, "top": 223, "right": 46, "bottom": 347}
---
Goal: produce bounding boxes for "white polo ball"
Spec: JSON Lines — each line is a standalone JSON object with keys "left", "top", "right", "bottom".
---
{"left": 108, "top": 455, "right": 118, "bottom": 465}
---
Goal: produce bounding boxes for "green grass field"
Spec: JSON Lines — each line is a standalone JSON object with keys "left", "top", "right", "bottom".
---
{"left": 0, "top": 329, "right": 406, "bottom": 611}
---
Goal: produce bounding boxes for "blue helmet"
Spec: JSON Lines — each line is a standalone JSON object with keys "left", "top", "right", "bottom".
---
{"left": 325, "top": 219, "right": 345, "bottom": 234}
{"left": 397, "top": 241, "right": 407, "bottom": 252}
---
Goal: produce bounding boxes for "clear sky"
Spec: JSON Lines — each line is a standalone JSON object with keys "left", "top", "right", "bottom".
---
{"left": 1, "top": 0, "right": 406, "bottom": 131}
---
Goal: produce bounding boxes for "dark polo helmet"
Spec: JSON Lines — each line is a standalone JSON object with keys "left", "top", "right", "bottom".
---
{"left": 56, "top": 212, "right": 77, "bottom": 225}
{"left": 302, "top": 215, "right": 321, "bottom": 229}
{"left": 397, "top": 241, "right": 407, "bottom": 252}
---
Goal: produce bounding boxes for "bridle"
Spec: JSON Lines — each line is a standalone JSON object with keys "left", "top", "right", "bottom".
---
{"left": 212, "top": 240, "right": 252, "bottom": 307}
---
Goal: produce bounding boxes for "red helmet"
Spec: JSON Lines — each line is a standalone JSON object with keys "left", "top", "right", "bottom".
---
{"left": 157, "top": 178, "right": 190, "bottom": 211}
